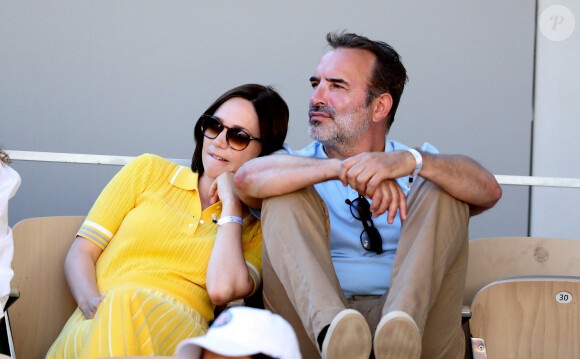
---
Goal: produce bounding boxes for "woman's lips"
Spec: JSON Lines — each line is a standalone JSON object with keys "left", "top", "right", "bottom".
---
{"left": 210, "top": 153, "right": 227, "bottom": 162}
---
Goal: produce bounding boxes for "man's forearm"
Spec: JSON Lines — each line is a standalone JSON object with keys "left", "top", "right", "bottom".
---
{"left": 419, "top": 152, "right": 502, "bottom": 215}
{"left": 235, "top": 154, "right": 340, "bottom": 208}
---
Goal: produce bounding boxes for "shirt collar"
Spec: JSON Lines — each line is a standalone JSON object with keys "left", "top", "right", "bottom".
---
{"left": 169, "top": 166, "right": 199, "bottom": 191}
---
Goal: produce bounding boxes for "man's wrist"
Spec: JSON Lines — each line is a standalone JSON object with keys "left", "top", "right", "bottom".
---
{"left": 407, "top": 148, "right": 422, "bottom": 182}
{"left": 326, "top": 158, "right": 343, "bottom": 181}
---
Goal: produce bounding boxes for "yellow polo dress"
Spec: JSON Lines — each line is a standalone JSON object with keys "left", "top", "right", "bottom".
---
{"left": 46, "top": 154, "right": 262, "bottom": 358}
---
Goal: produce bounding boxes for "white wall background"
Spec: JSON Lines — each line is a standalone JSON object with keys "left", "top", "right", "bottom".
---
{"left": 532, "top": 0, "right": 580, "bottom": 239}
{"left": 1, "top": 1, "right": 536, "bottom": 239}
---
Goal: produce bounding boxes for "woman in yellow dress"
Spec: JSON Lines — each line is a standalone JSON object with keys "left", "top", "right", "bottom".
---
{"left": 46, "top": 84, "right": 289, "bottom": 358}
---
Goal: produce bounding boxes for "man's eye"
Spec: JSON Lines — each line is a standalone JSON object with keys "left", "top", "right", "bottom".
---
{"left": 311, "top": 82, "right": 319, "bottom": 89}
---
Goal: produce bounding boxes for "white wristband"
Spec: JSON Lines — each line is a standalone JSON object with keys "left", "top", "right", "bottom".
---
{"left": 407, "top": 148, "right": 422, "bottom": 182}
{"left": 215, "top": 216, "right": 243, "bottom": 226}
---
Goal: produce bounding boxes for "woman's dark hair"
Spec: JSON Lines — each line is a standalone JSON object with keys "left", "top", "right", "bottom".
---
{"left": 0, "top": 147, "right": 12, "bottom": 164}
{"left": 191, "top": 84, "right": 289, "bottom": 175}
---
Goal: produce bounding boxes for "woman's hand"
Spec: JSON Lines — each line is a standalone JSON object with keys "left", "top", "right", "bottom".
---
{"left": 79, "top": 295, "right": 105, "bottom": 319}
{"left": 208, "top": 172, "right": 241, "bottom": 207}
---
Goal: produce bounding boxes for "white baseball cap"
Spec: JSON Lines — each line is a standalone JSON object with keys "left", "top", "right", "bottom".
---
{"left": 175, "top": 307, "right": 302, "bottom": 359}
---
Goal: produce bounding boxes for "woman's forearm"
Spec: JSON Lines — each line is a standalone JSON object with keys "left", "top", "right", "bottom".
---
{"left": 65, "top": 236, "right": 104, "bottom": 318}
{"left": 205, "top": 202, "right": 254, "bottom": 306}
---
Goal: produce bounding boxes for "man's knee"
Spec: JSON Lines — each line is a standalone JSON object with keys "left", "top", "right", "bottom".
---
{"left": 263, "top": 187, "right": 310, "bottom": 213}
{"left": 263, "top": 186, "right": 323, "bottom": 213}
{"left": 408, "top": 178, "right": 470, "bottom": 221}
{"left": 262, "top": 186, "right": 329, "bottom": 227}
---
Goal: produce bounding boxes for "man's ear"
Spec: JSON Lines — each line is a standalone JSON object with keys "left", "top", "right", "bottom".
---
{"left": 371, "top": 93, "right": 393, "bottom": 124}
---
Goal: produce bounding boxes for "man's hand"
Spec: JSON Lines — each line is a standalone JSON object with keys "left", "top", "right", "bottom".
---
{"left": 368, "top": 179, "right": 407, "bottom": 223}
{"left": 339, "top": 151, "right": 413, "bottom": 222}
{"left": 339, "top": 151, "right": 414, "bottom": 197}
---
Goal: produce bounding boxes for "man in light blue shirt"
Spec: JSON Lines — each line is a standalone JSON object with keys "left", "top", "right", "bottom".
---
{"left": 236, "top": 32, "right": 501, "bottom": 359}
{"left": 285, "top": 140, "right": 438, "bottom": 300}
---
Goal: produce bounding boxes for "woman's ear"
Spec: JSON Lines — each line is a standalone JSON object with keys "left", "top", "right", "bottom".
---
{"left": 371, "top": 93, "right": 393, "bottom": 124}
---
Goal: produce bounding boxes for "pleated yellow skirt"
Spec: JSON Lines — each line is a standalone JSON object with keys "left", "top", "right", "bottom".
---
{"left": 46, "top": 286, "right": 209, "bottom": 358}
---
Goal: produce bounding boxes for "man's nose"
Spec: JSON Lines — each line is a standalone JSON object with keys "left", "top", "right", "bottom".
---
{"left": 310, "top": 84, "right": 327, "bottom": 106}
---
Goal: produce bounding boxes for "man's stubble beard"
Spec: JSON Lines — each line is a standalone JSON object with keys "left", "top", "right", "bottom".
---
{"left": 308, "top": 105, "right": 372, "bottom": 148}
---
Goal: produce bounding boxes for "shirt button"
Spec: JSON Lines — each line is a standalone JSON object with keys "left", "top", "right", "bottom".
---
{"left": 189, "top": 224, "right": 194, "bottom": 227}
{"left": 200, "top": 220, "right": 205, "bottom": 224}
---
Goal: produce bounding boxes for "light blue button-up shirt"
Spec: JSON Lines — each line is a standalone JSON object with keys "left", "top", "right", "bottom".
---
{"left": 283, "top": 139, "right": 438, "bottom": 297}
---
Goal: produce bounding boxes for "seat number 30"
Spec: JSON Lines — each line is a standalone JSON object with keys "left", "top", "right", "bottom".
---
{"left": 555, "top": 291, "right": 572, "bottom": 304}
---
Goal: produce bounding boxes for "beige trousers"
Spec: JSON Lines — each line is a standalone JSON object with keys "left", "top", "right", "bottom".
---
{"left": 261, "top": 177, "right": 470, "bottom": 359}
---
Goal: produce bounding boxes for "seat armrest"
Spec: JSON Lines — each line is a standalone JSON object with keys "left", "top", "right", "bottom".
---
{"left": 5, "top": 289, "right": 19, "bottom": 311}
{"left": 461, "top": 304, "right": 471, "bottom": 318}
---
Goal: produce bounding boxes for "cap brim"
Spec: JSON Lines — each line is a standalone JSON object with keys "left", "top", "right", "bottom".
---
{"left": 176, "top": 336, "right": 260, "bottom": 358}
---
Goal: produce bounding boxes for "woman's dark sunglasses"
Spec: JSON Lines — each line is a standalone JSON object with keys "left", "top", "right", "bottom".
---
{"left": 200, "top": 114, "right": 262, "bottom": 151}
{"left": 345, "top": 195, "right": 383, "bottom": 254}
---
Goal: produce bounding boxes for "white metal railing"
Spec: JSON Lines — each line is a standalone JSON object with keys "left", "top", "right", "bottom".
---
{"left": 493, "top": 175, "right": 580, "bottom": 188}
{"left": 6, "top": 150, "right": 580, "bottom": 188}
{"left": 6, "top": 150, "right": 190, "bottom": 167}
